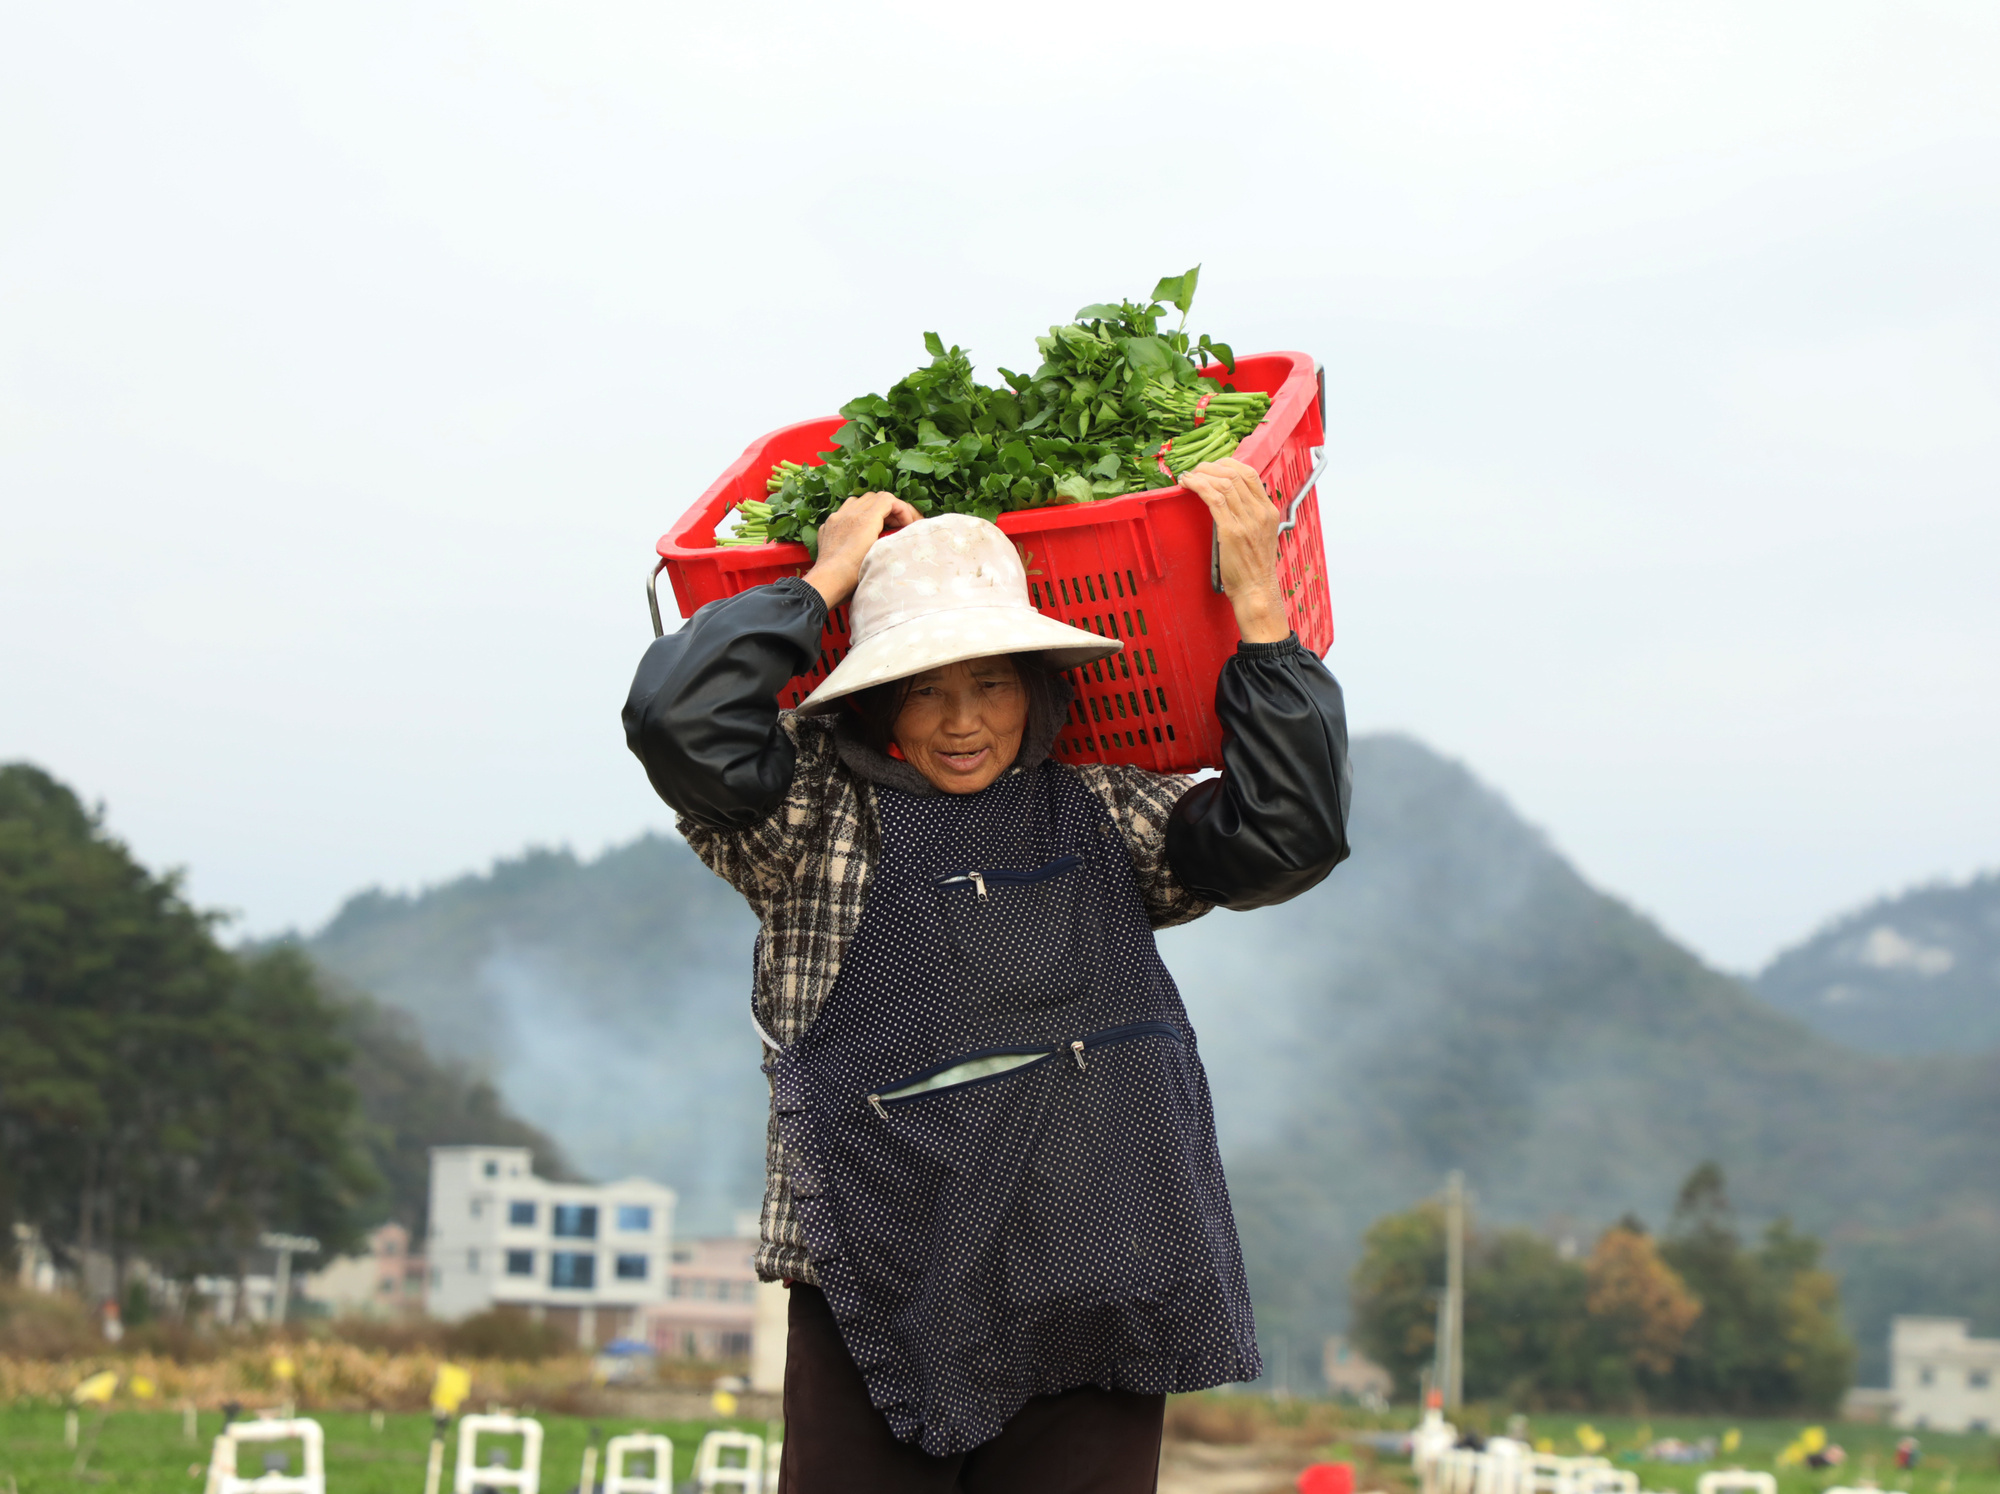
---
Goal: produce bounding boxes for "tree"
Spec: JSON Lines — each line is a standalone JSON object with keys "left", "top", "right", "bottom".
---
{"left": 1349, "top": 1201, "right": 1445, "bottom": 1398}
{"left": 1350, "top": 1167, "right": 1852, "bottom": 1411}
{"left": 182, "top": 948, "right": 379, "bottom": 1281}
{"left": 0, "top": 763, "right": 379, "bottom": 1301}
{"left": 1465, "top": 1227, "right": 1592, "bottom": 1404}
{"left": 1658, "top": 1162, "right": 1855, "bottom": 1412}
{"left": 0, "top": 764, "right": 234, "bottom": 1286}
{"left": 1585, "top": 1226, "right": 1700, "bottom": 1374}
{"left": 1583, "top": 1225, "right": 1701, "bottom": 1405}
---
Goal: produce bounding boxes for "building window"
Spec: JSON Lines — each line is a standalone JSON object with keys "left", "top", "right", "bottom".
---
{"left": 509, "top": 1201, "right": 537, "bottom": 1227}
{"left": 552, "top": 1204, "right": 599, "bottom": 1240}
{"left": 719, "top": 1332, "right": 752, "bottom": 1358}
{"left": 616, "top": 1205, "right": 652, "bottom": 1233}
{"left": 1970, "top": 1418, "right": 1990, "bottom": 1434}
{"left": 1972, "top": 1370, "right": 1992, "bottom": 1390}
{"left": 484, "top": 1160, "right": 498, "bottom": 1178}
{"left": 1919, "top": 1365, "right": 1935, "bottom": 1386}
{"left": 466, "top": 1248, "right": 480, "bottom": 1273}
{"left": 506, "top": 1250, "right": 534, "bottom": 1276}
{"left": 615, "top": 1254, "right": 649, "bottom": 1281}
{"left": 550, "top": 1252, "right": 596, "bottom": 1290}
{"left": 469, "top": 1198, "right": 483, "bottom": 1218}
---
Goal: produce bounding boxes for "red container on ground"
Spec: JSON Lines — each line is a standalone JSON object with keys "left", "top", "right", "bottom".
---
{"left": 653, "top": 350, "right": 1331, "bottom": 774}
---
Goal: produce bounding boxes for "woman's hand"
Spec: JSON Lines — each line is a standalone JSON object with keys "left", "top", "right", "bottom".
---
{"left": 802, "top": 491, "right": 923, "bottom": 608}
{"left": 1182, "top": 458, "right": 1289, "bottom": 644}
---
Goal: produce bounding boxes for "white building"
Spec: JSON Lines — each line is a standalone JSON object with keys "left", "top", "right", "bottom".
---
{"left": 1891, "top": 1316, "right": 2000, "bottom": 1432}
{"left": 426, "top": 1146, "right": 675, "bottom": 1347}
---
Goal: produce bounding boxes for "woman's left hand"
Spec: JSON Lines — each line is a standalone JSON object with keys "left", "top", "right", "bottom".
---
{"left": 1182, "top": 458, "right": 1290, "bottom": 644}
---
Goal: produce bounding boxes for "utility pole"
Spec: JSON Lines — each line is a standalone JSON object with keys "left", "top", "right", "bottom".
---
{"left": 260, "top": 1233, "right": 320, "bottom": 1326}
{"left": 1442, "top": 1170, "right": 1465, "bottom": 1412}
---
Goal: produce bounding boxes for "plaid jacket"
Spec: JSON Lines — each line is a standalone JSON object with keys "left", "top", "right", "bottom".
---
{"left": 679, "top": 711, "right": 1213, "bottom": 1284}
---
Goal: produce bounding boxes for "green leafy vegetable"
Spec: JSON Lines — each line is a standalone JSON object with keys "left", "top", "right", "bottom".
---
{"left": 716, "top": 269, "right": 1270, "bottom": 552}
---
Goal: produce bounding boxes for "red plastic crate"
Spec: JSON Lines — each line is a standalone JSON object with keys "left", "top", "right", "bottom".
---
{"left": 651, "top": 350, "right": 1331, "bottom": 774}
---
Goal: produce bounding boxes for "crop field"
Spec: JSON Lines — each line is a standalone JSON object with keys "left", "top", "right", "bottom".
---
{"left": 5, "top": 1403, "right": 1997, "bottom": 1494}
{"left": 0, "top": 1406, "right": 778, "bottom": 1494}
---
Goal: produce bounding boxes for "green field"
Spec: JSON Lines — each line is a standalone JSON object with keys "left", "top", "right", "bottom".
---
{"left": 6, "top": 1405, "right": 1997, "bottom": 1494}
{"left": 1324, "top": 1412, "right": 2000, "bottom": 1494}
{"left": 0, "top": 1407, "right": 777, "bottom": 1494}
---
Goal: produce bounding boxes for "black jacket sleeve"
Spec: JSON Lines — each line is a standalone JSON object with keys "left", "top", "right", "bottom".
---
{"left": 1164, "top": 635, "right": 1352, "bottom": 910}
{"left": 621, "top": 578, "right": 827, "bottom": 830}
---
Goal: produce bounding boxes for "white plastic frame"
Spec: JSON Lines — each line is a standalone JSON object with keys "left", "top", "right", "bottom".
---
{"left": 454, "top": 1414, "right": 545, "bottom": 1494}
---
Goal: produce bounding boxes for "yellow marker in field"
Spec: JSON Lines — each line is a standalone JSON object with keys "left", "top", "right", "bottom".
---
{"left": 131, "top": 1376, "right": 157, "bottom": 1400}
{"left": 272, "top": 1356, "right": 297, "bottom": 1383}
{"left": 712, "top": 1390, "right": 739, "bottom": 1417}
{"left": 432, "top": 1363, "right": 472, "bottom": 1415}
{"left": 1722, "top": 1430, "right": 1740, "bottom": 1454}
{"left": 72, "top": 1371, "right": 119, "bottom": 1405}
{"left": 1575, "top": 1425, "right": 1605, "bottom": 1454}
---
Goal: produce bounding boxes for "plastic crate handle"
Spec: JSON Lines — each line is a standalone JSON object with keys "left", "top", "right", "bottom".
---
{"left": 649, "top": 557, "right": 669, "bottom": 638}
{"left": 1210, "top": 443, "right": 1331, "bottom": 593}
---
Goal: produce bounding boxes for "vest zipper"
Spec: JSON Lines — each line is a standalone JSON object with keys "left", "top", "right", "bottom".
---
{"left": 935, "top": 854, "right": 1083, "bottom": 901}
{"left": 867, "top": 1021, "right": 1182, "bottom": 1117}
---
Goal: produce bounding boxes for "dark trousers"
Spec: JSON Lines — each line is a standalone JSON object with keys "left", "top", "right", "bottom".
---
{"left": 778, "top": 1284, "right": 1164, "bottom": 1493}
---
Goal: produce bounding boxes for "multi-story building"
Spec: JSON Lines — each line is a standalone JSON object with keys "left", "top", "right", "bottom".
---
{"left": 1891, "top": 1316, "right": 2000, "bottom": 1432}
{"left": 644, "top": 1234, "right": 759, "bottom": 1361}
{"left": 426, "top": 1146, "right": 674, "bottom": 1347}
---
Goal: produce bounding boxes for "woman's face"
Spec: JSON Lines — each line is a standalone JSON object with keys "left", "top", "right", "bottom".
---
{"left": 892, "top": 655, "right": 1029, "bottom": 795}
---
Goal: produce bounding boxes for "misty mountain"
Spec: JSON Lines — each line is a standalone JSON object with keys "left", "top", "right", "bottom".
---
{"left": 304, "top": 734, "right": 2000, "bottom": 1386}
{"left": 1755, "top": 873, "right": 2000, "bottom": 1055}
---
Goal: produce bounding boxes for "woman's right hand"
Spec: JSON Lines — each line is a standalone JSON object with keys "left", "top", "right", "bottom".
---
{"left": 802, "top": 491, "right": 923, "bottom": 608}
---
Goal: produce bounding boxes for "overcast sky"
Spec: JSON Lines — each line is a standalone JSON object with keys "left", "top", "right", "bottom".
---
{"left": 4, "top": 1, "right": 1996, "bottom": 971}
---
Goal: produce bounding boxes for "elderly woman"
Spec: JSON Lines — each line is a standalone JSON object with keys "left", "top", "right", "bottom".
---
{"left": 623, "top": 458, "right": 1350, "bottom": 1494}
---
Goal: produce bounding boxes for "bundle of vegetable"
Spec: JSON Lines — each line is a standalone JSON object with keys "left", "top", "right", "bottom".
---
{"left": 717, "top": 267, "right": 1270, "bottom": 553}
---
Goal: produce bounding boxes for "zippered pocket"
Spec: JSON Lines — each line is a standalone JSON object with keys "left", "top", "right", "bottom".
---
{"left": 866, "top": 1020, "right": 1181, "bottom": 1118}
{"left": 935, "top": 853, "right": 1083, "bottom": 900}
{"left": 934, "top": 852, "right": 1087, "bottom": 1013}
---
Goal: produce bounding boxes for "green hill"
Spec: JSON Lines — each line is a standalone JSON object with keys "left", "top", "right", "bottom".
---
{"left": 303, "top": 734, "right": 2000, "bottom": 1387}
{"left": 1756, "top": 872, "right": 2000, "bottom": 1054}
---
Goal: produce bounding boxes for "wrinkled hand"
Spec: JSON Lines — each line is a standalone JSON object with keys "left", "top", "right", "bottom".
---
{"left": 1182, "top": 458, "right": 1289, "bottom": 644}
{"left": 802, "top": 491, "right": 923, "bottom": 608}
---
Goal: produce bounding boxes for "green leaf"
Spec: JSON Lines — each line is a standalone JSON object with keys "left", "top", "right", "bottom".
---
{"left": 1206, "top": 341, "right": 1235, "bottom": 372}
{"left": 1073, "top": 303, "right": 1125, "bottom": 322}
{"left": 1120, "top": 336, "right": 1175, "bottom": 378}
{"left": 916, "top": 419, "right": 949, "bottom": 448}
{"left": 1089, "top": 452, "right": 1124, "bottom": 481}
{"left": 896, "top": 451, "right": 937, "bottom": 474}
{"left": 1054, "top": 473, "right": 1096, "bottom": 503}
{"left": 998, "top": 440, "right": 1035, "bottom": 476}
{"left": 830, "top": 422, "right": 865, "bottom": 451}
{"left": 923, "top": 331, "right": 946, "bottom": 358}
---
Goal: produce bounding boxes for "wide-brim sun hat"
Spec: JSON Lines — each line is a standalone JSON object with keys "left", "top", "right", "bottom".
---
{"left": 797, "top": 513, "right": 1122, "bottom": 714}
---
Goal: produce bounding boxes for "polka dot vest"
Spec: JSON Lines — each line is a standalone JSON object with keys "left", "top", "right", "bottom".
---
{"left": 769, "top": 761, "right": 1261, "bottom": 1456}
